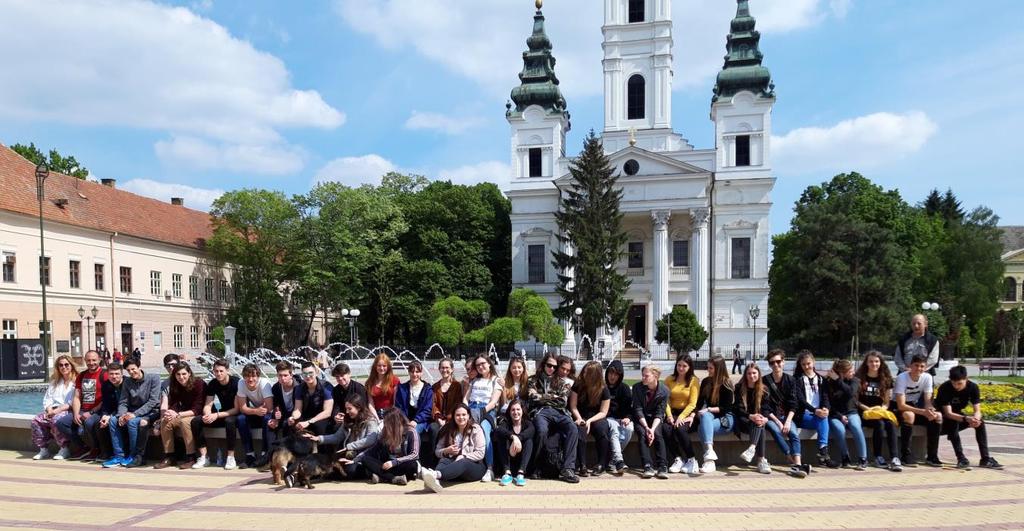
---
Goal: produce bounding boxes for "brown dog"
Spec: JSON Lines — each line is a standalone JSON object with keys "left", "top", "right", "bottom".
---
{"left": 259, "top": 429, "right": 317, "bottom": 486}
{"left": 291, "top": 452, "right": 345, "bottom": 489}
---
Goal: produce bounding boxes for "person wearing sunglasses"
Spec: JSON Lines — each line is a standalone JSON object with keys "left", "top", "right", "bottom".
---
{"left": 291, "top": 361, "right": 334, "bottom": 437}
{"left": 762, "top": 349, "right": 808, "bottom": 477}
{"left": 32, "top": 355, "right": 78, "bottom": 461}
{"left": 526, "top": 352, "right": 579, "bottom": 483}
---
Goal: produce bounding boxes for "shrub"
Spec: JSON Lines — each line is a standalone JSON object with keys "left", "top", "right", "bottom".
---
{"left": 428, "top": 316, "right": 463, "bottom": 346}
{"left": 654, "top": 306, "right": 708, "bottom": 353}
{"left": 483, "top": 317, "right": 524, "bottom": 345}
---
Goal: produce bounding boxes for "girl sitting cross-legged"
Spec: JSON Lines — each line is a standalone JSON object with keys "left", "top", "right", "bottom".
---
{"left": 422, "top": 404, "right": 487, "bottom": 493}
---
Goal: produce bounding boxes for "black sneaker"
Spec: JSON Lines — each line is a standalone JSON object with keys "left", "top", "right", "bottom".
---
{"left": 840, "top": 456, "right": 852, "bottom": 468}
{"left": 655, "top": 467, "right": 670, "bottom": 479}
{"left": 818, "top": 448, "right": 837, "bottom": 468}
{"left": 591, "top": 465, "right": 605, "bottom": 477}
{"left": 801, "top": 463, "right": 813, "bottom": 475}
{"left": 641, "top": 466, "right": 655, "bottom": 478}
{"left": 559, "top": 469, "right": 580, "bottom": 484}
{"left": 577, "top": 466, "right": 589, "bottom": 478}
{"left": 788, "top": 465, "right": 807, "bottom": 478}
{"left": 956, "top": 457, "right": 972, "bottom": 470}
{"left": 925, "top": 457, "right": 944, "bottom": 467}
{"left": 979, "top": 457, "right": 1004, "bottom": 470}
{"left": 901, "top": 453, "right": 918, "bottom": 467}
{"left": 242, "top": 454, "right": 257, "bottom": 469}
{"left": 284, "top": 474, "right": 295, "bottom": 488}
{"left": 612, "top": 460, "right": 627, "bottom": 475}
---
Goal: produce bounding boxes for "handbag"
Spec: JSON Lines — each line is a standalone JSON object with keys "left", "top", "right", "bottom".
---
{"left": 862, "top": 406, "right": 897, "bottom": 424}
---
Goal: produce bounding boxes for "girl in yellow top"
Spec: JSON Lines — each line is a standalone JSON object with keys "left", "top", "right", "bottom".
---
{"left": 663, "top": 354, "right": 700, "bottom": 475}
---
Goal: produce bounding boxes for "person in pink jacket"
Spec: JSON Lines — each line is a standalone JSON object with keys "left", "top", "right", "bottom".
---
{"left": 421, "top": 404, "right": 486, "bottom": 493}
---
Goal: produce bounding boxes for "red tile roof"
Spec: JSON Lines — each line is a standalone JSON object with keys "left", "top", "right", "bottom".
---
{"left": 0, "top": 143, "right": 212, "bottom": 249}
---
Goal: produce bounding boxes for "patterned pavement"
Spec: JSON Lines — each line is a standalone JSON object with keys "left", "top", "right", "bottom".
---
{"left": 0, "top": 423, "right": 1022, "bottom": 530}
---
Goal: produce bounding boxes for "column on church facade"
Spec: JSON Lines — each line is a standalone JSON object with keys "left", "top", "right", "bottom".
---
{"left": 561, "top": 233, "right": 577, "bottom": 352}
{"left": 690, "top": 208, "right": 710, "bottom": 331}
{"left": 651, "top": 210, "right": 671, "bottom": 323}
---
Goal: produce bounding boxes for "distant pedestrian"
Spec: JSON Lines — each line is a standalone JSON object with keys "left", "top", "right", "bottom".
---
{"left": 732, "top": 344, "right": 743, "bottom": 374}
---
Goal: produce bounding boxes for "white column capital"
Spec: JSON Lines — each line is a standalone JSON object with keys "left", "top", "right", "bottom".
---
{"left": 651, "top": 210, "right": 672, "bottom": 230}
{"left": 690, "top": 208, "right": 709, "bottom": 229}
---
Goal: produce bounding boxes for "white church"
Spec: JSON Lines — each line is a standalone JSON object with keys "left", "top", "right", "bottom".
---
{"left": 506, "top": 0, "right": 773, "bottom": 358}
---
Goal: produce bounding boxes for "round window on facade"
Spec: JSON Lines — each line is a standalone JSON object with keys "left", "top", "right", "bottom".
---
{"left": 623, "top": 159, "right": 640, "bottom": 176}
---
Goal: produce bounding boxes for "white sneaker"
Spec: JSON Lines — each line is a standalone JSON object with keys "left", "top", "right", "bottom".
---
{"left": 480, "top": 470, "right": 493, "bottom": 482}
{"left": 757, "top": 458, "right": 771, "bottom": 474}
{"left": 53, "top": 447, "right": 71, "bottom": 460}
{"left": 683, "top": 458, "right": 698, "bottom": 475}
{"left": 32, "top": 448, "right": 52, "bottom": 460}
{"left": 703, "top": 447, "right": 718, "bottom": 462}
{"left": 223, "top": 456, "right": 237, "bottom": 470}
{"left": 668, "top": 457, "right": 684, "bottom": 473}
{"left": 739, "top": 444, "right": 756, "bottom": 463}
{"left": 699, "top": 460, "right": 716, "bottom": 474}
{"left": 192, "top": 455, "right": 208, "bottom": 469}
{"left": 422, "top": 469, "right": 443, "bottom": 493}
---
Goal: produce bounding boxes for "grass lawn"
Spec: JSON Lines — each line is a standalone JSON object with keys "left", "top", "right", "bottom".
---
{"left": 974, "top": 375, "right": 1024, "bottom": 385}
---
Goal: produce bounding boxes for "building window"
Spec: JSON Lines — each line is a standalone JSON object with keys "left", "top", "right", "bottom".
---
{"left": 736, "top": 135, "right": 751, "bottom": 166}
{"left": 94, "top": 264, "right": 104, "bottom": 291}
{"left": 527, "top": 244, "right": 546, "bottom": 284}
{"left": 672, "top": 240, "right": 689, "bottom": 267}
{"left": 39, "top": 257, "right": 51, "bottom": 287}
{"left": 153, "top": 331, "right": 162, "bottom": 351}
{"left": 204, "top": 278, "right": 215, "bottom": 301}
{"left": 219, "top": 280, "right": 230, "bottom": 302}
{"left": 528, "top": 148, "right": 542, "bottom": 177}
{"left": 172, "top": 274, "right": 182, "bottom": 298}
{"left": 2, "top": 252, "right": 14, "bottom": 283}
{"left": 627, "top": 75, "right": 645, "bottom": 120}
{"left": 1, "top": 319, "right": 15, "bottom": 340}
{"left": 70, "top": 321, "right": 82, "bottom": 355}
{"left": 173, "top": 325, "right": 183, "bottom": 349}
{"left": 119, "top": 267, "right": 132, "bottom": 294}
{"left": 38, "top": 321, "right": 52, "bottom": 347}
{"left": 189, "top": 276, "right": 198, "bottom": 300}
{"left": 189, "top": 325, "right": 199, "bottom": 349}
{"left": 731, "top": 237, "right": 751, "bottom": 279}
{"left": 94, "top": 322, "right": 106, "bottom": 350}
{"left": 69, "top": 260, "right": 80, "bottom": 289}
{"left": 628, "top": 0, "right": 644, "bottom": 23}
{"left": 628, "top": 241, "right": 644, "bottom": 269}
{"left": 204, "top": 326, "right": 212, "bottom": 344}
{"left": 1006, "top": 277, "right": 1018, "bottom": 302}
{"left": 150, "top": 271, "right": 161, "bottom": 296}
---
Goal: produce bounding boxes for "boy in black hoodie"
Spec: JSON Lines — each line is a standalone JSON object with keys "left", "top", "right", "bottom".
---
{"left": 604, "top": 360, "right": 634, "bottom": 474}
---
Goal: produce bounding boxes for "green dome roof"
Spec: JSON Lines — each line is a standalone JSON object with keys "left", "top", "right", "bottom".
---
{"left": 509, "top": 6, "right": 568, "bottom": 119}
{"left": 713, "top": 0, "right": 775, "bottom": 102}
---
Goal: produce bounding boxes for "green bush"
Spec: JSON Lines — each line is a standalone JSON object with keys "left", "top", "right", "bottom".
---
{"left": 507, "top": 288, "right": 537, "bottom": 317}
{"left": 428, "top": 316, "right": 463, "bottom": 346}
{"left": 464, "top": 328, "right": 485, "bottom": 344}
{"left": 483, "top": 317, "right": 524, "bottom": 344}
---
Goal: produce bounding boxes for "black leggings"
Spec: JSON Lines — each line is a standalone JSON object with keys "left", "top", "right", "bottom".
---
{"left": 663, "top": 409, "right": 696, "bottom": 460}
{"left": 493, "top": 430, "right": 534, "bottom": 476}
{"left": 191, "top": 414, "right": 238, "bottom": 452}
{"left": 360, "top": 448, "right": 419, "bottom": 482}
{"left": 863, "top": 419, "right": 899, "bottom": 459}
{"left": 437, "top": 458, "right": 486, "bottom": 482}
{"left": 576, "top": 419, "right": 611, "bottom": 469}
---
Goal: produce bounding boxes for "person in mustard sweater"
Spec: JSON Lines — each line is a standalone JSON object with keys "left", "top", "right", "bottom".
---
{"left": 663, "top": 354, "right": 700, "bottom": 475}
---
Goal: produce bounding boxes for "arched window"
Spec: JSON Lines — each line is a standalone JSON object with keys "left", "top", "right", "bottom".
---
{"left": 1006, "top": 277, "right": 1018, "bottom": 302}
{"left": 627, "top": 74, "right": 645, "bottom": 120}
{"left": 628, "top": 0, "right": 644, "bottom": 23}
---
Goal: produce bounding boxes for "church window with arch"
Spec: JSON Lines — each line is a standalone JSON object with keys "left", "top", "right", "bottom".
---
{"left": 627, "top": 75, "right": 645, "bottom": 120}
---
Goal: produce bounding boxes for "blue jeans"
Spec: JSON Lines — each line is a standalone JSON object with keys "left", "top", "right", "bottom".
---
{"left": 697, "top": 411, "right": 734, "bottom": 445}
{"left": 765, "top": 418, "right": 802, "bottom": 457}
{"left": 829, "top": 413, "right": 866, "bottom": 460}
{"left": 605, "top": 417, "right": 634, "bottom": 462}
{"left": 108, "top": 415, "right": 152, "bottom": 459}
{"left": 55, "top": 412, "right": 102, "bottom": 449}
{"left": 236, "top": 413, "right": 271, "bottom": 455}
{"left": 469, "top": 402, "right": 494, "bottom": 468}
{"left": 796, "top": 411, "right": 829, "bottom": 449}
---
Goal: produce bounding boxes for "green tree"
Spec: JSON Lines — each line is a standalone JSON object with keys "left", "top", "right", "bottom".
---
{"left": 654, "top": 307, "right": 708, "bottom": 354}
{"left": 428, "top": 316, "right": 463, "bottom": 346}
{"left": 11, "top": 143, "right": 90, "bottom": 179}
{"left": 482, "top": 317, "right": 524, "bottom": 344}
{"left": 552, "top": 131, "right": 631, "bottom": 337}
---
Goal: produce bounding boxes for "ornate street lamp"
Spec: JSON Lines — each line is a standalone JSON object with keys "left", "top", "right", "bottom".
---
{"left": 573, "top": 307, "right": 582, "bottom": 357}
{"left": 341, "top": 308, "right": 360, "bottom": 346}
{"left": 749, "top": 305, "right": 761, "bottom": 360}
{"left": 77, "top": 305, "right": 99, "bottom": 353}
{"left": 36, "top": 162, "right": 50, "bottom": 368}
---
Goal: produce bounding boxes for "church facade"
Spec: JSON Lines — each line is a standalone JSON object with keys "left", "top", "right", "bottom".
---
{"left": 506, "top": 0, "right": 774, "bottom": 358}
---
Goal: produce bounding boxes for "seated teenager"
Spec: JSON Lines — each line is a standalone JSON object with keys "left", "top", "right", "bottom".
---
{"left": 569, "top": 361, "right": 611, "bottom": 476}
{"left": 604, "top": 360, "right": 634, "bottom": 475}
{"left": 663, "top": 354, "right": 699, "bottom": 475}
{"left": 360, "top": 408, "right": 420, "bottom": 485}
{"left": 793, "top": 350, "right": 835, "bottom": 468}
{"left": 695, "top": 355, "right": 735, "bottom": 474}
{"left": 894, "top": 354, "right": 942, "bottom": 466}
{"left": 94, "top": 362, "right": 125, "bottom": 462}
{"left": 235, "top": 363, "right": 274, "bottom": 468}
{"left": 825, "top": 359, "right": 867, "bottom": 470}
{"left": 105, "top": 357, "right": 161, "bottom": 468}
{"left": 154, "top": 362, "right": 205, "bottom": 469}
{"left": 291, "top": 361, "right": 334, "bottom": 436}
{"left": 936, "top": 366, "right": 1003, "bottom": 470}
{"left": 32, "top": 355, "right": 77, "bottom": 460}
{"left": 428, "top": 358, "right": 463, "bottom": 467}
{"left": 395, "top": 361, "right": 433, "bottom": 440}
{"left": 763, "top": 349, "right": 808, "bottom": 477}
{"left": 463, "top": 354, "right": 503, "bottom": 482}
{"left": 366, "top": 353, "right": 400, "bottom": 417}
{"left": 312, "top": 395, "right": 381, "bottom": 479}
{"left": 460, "top": 357, "right": 477, "bottom": 389}
{"left": 192, "top": 359, "right": 240, "bottom": 469}
{"left": 632, "top": 365, "right": 670, "bottom": 479}
{"left": 422, "top": 404, "right": 487, "bottom": 493}
{"left": 526, "top": 352, "right": 579, "bottom": 483}
{"left": 493, "top": 399, "right": 535, "bottom": 487}
{"left": 501, "top": 357, "right": 529, "bottom": 414}
{"left": 56, "top": 350, "right": 106, "bottom": 461}
{"left": 331, "top": 362, "right": 369, "bottom": 430}
{"left": 267, "top": 361, "right": 297, "bottom": 442}
{"left": 734, "top": 363, "right": 772, "bottom": 474}
{"left": 557, "top": 355, "right": 576, "bottom": 383}
{"left": 855, "top": 351, "right": 902, "bottom": 471}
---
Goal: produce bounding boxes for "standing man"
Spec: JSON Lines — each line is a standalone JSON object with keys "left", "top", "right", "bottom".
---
{"left": 56, "top": 350, "right": 107, "bottom": 460}
{"left": 732, "top": 344, "right": 743, "bottom": 374}
{"left": 895, "top": 314, "right": 940, "bottom": 374}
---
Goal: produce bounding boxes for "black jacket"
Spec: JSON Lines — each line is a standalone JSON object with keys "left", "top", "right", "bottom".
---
{"left": 794, "top": 373, "right": 831, "bottom": 414}
{"left": 605, "top": 361, "right": 633, "bottom": 420}
{"left": 630, "top": 382, "right": 668, "bottom": 425}
{"left": 733, "top": 381, "right": 772, "bottom": 420}
{"left": 331, "top": 380, "right": 368, "bottom": 416}
{"left": 695, "top": 378, "right": 734, "bottom": 417}
{"left": 825, "top": 376, "right": 860, "bottom": 416}
{"left": 763, "top": 372, "right": 798, "bottom": 419}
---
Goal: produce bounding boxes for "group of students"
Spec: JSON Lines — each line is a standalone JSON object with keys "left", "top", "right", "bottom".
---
{"left": 30, "top": 348, "right": 1002, "bottom": 492}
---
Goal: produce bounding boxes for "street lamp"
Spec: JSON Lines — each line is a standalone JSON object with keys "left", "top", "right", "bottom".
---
{"left": 921, "top": 301, "right": 940, "bottom": 311}
{"left": 341, "top": 308, "right": 360, "bottom": 346}
{"left": 749, "top": 305, "right": 761, "bottom": 360}
{"left": 77, "top": 306, "right": 99, "bottom": 353}
{"left": 573, "top": 307, "right": 583, "bottom": 358}
{"left": 35, "top": 162, "right": 50, "bottom": 368}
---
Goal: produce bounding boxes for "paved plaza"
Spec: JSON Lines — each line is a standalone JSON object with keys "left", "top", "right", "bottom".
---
{"left": 0, "top": 424, "right": 1021, "bottom": 530}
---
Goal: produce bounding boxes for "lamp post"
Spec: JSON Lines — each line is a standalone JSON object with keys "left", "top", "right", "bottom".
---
{"left": 921, "top": 301, "right": 940, "bottom": 312}
{"left": 749, "top": 305, "right": 760, "bottom": 361}
{"left": 77, "top": 306, "right": 98, "bottom": 353}
{"left": 341, "top": 309, "right": 360, "bottom": 346}
{"left": 573, "top": 307, "right": 582, "bottom": 358}
{"left": 36, "top": 163, "right": 50, "bottom": 368}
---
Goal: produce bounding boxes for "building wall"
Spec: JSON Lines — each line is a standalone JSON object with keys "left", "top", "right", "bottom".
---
{"left": 1002, "top": 250, "right": 1024, "bottom": 310}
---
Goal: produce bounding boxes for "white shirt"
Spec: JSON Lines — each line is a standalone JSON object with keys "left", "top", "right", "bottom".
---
{"left": 800, "top": 374, "right": 822, "bottom": 409}
{"left": 43, "top": 379, "right": 75, "bottom": 410}
{"left": 236, "top": 378, "right": 273, "bottom": 407}
{"left": 467, "top": 377, "right": 500, "bottom": 405}
{"left": 895, "top": 372, "right": 933, "bottom": 407}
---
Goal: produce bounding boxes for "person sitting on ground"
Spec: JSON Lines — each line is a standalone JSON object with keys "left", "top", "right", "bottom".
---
{"left": 311, "top": 395, "right": 381, "bottom": 480}
{"left": 734, "top": 363, "right": 772, "bottom": 474}
{"left": 570, "top": 360, "right": 611, "bottom": 477}
{"left": 32, "top": 354, "right": 78, "bottom": 460}
{"left": 935, "top": 365, "right": 1003, "bottom": 470}
{"left": 291, "top": 361, "right": 334, "bottom": 436}
{"left": 526, "top": 352, "right": 579, "bottom": 483}
{"left": 603, "top": 360, "right": 634, "bottom": 475}
{"left": 825, "top": 359, "right": 867, "bottom": 470}
{"left": 154, "top": 362, "right": 205, "bottom": 469}
{"left": 366, "top": 353, "right": 400, "bottom": 417}
{"left": 663, "top": 354, "right": 700, "bottom": 475}
{"left": 894, "top": 354, "right": 943, "bottom": 467}
{"left": 395, "top": 361, "right": 433, "bottom": 441}
{"left": 330, "top": 362, "right": 369, "bottom": 431}
{"left": 695, "top": 355, "right": 735, "bottom": 474}
{"left": 762, "top": 349, "right": 808, "bottom": 478}
{"left": 501, "top": 357, "right": 529, "bottom": 414}
{"left": 493, "top": 398, "right": 535, "bottom": 487}
{"left": 632, "top": 365, "right": 670, "bottom": 479}
{"left": 104, "top": 357, "right": 160, "bottom": 468}
{"left": 428, "top": 358, "right": 462, "bottom": 468}
{"left": 421, "top": 404, "right": 487, "bottom": 493}
{"left": 855, "top": 350, "right": 902, "bottom": 471}
{"left": 235, "top": 363, "right": 274, "bottom": 468}
{"left": 360, "top": 408, "right": 420, "bottom": 486}
{"left": 57, "top": 350, "right": 106, "bottom": 461}
{"left": 94, "top": 362, "right": 124, "bottom": 463}
{"left": 793, "top": 350, "right": 835, "bottom": 468}
{"left": 191, "top": 359, "right": 240, "bottom": 469}
{"left": 463, "top": 354, "right": 503, "bottom": 482}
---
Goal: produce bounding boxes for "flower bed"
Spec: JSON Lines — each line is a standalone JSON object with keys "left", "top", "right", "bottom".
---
{"left": 976, "top": 384, "right": 1024, "bottom": 425}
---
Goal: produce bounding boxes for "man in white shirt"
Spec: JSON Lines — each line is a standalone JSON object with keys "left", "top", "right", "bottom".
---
{"left": 894, "top": 355, "right": 942, "bottom": 467}
{"left": 234, "top": 363, "right": 273, "bottom": 468}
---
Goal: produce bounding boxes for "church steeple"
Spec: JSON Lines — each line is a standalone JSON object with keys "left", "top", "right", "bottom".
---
{"left": 712, "top": 0, "right": 774, "bottom": 102}
{"left": 508, "top": 2, "right": 568, "bottom": 118}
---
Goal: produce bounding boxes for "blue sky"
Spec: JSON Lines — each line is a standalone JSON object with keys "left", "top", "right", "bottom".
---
{"left": 1, "top": 0, "right": 1022, "bottom": 236}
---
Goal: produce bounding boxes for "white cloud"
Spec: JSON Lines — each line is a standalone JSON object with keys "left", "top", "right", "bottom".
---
{"left": 772, "top": 111, "right": 938, "bottom": 175}
{"left": 313, "top": 155, "right": 397, "bottom": 187}
{"left": 404, "top": 111, "right": 485, "bottom": 135}
{"left": 155, "top": 136, "right": 305, "bottom": 176}
{"left": 436, "top": 160, "right": 513, "bottom": 190}
{"left": 0, "top": 0, "right": 344, "bottom": 175}
{"left": 120, "top": 178, "right": 225, "bottom": 212}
